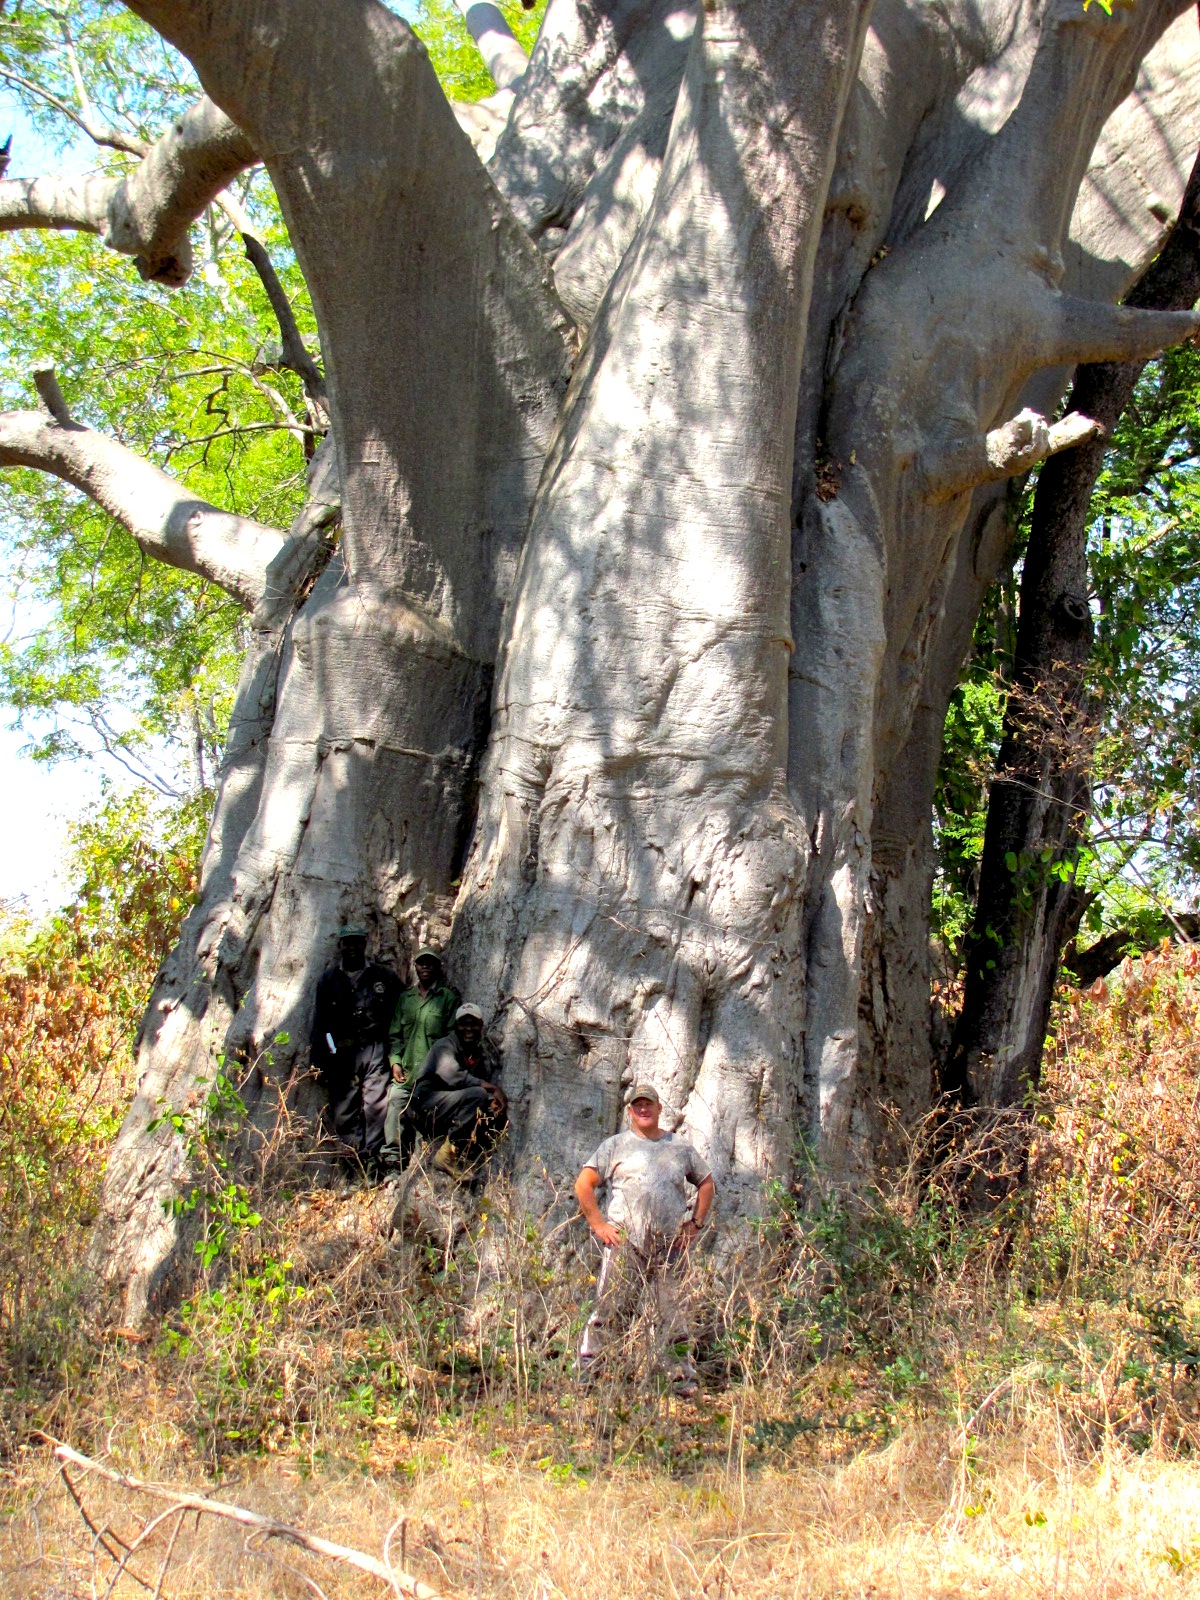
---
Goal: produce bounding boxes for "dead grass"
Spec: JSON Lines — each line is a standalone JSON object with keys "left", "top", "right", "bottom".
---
{"left": 4, "top": 944, "right": 1200, "bottom": 1596}
{"left": 4, "top": 1417, "right": 1200, "bottom": 1597}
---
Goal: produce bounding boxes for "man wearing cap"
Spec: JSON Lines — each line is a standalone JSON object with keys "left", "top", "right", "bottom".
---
{"left": 574, "top": 1085, "right": 714, "bottom": 1395}
{"left": 380, "top": 945, "right": 460, "bottom": 1175}
{"left": 407, "top": 1003, "right": 508, "bottom": 1180}
{"left": 310, "top": 926, "right": 402, "bottom": 1168}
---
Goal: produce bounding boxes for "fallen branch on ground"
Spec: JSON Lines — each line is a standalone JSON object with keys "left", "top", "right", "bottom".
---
{"left": 52, "top": 1441, "right": 455, "bottom": 1599}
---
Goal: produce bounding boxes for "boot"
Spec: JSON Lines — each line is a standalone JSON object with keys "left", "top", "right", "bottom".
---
{"left": 431, "top": 1137, "right": 476, "bottom": 1182}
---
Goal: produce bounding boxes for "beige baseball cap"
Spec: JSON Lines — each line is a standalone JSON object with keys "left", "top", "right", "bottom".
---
{"left": 625, "top": 1083, "right": 661, "bottom": 1106}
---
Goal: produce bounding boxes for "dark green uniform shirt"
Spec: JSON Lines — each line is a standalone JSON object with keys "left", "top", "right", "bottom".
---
{"left": 387, "top": 981, "right": 460, "bottom": 1086}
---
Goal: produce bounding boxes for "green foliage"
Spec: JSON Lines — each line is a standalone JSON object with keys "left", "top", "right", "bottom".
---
{"left": 933, "top": 565, "right": 1018, "bottom": 957}
{"left": 23, "top": 786, "right": 208, "bottom": 1013}
{"left": 1085, "top": 344, "right": 1200, "bottom": 926}
{"left": 936, "top": 339, "right": 1200, "bottom": 964}
{"left": 406, "top": 0, "right": 546, "bottom": 102}
{"left": 1, "top": 3, "right": 309, "bottom": 789}
{"left": 151, "top": 1063, "right": 266, "bottom": 1268}
{"left": 0, "top": 216, "right": 315, "bottom": 788}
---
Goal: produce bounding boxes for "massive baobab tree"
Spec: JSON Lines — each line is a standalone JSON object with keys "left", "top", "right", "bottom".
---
{"left": 3, "top": 0, "right": 1200, "bottom": 1317}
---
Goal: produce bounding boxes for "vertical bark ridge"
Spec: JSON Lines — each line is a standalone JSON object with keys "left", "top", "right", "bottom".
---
{"left": 487, "top": 0, "right": 695, "bottom": 244}
{"left": 457, "top": 0, "right": 874, "bottom": 1211}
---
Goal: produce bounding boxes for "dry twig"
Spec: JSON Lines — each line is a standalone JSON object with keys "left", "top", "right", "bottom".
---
{"left": 52, "top": 1442, "right": 456, "bottom": 1600}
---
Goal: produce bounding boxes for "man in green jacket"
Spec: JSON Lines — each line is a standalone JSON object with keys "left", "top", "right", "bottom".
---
{"left": 380, "top": 945, "right": 459, "bottom": 1175}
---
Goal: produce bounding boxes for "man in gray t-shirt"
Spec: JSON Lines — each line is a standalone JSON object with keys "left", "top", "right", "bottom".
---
{"left": 574, "top": 1084, "right": 715, "bottom": 1394}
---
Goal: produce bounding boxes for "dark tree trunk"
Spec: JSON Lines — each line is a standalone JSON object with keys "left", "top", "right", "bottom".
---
{"left": 946, "top": 143, "right": 1200, "bottom": 1111}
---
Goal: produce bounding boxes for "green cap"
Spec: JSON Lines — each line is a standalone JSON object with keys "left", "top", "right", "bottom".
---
{"left": 414, "top": 945, "right": 442, "bottom": 964}
{"left": 337, "top": 924, "right": 367, "bottom": 940}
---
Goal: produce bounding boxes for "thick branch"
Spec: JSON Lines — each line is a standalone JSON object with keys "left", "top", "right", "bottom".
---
{"left": 1066, "top": 916, "right": 1200, "bottom": 986}
{"left": 1051, "top": 297, "right": 1200, "bottom": 367}
{"left": 923, "top": 408, "right": 1104, "bottom": 500}
{"left": 0, "top": 399, "right": 290, "bottom": 609}
{"left": 0, "top": 96, "right": 256, "bottom": 285}
{"left": 53, "top": 1444, "right": 449, "bottom": 1600}
{"left": 0, "top": 171, "right": 117, "bottom": 234}
{"left": 454, "top": 0, "right": 527, "bottom": 92}
{"left": 452, "top": 90, "right": 517, "bottom": 161}
{"left": 32, "top": 363, "right": 72, "bottom": 425}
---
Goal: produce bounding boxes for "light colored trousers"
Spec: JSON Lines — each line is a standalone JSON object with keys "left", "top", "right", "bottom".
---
{"left": 579, "top": 1238, "right": 696, "bottom": 1377}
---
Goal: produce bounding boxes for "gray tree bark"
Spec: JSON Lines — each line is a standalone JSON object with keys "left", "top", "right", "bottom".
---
{"left": 3, "top": 0, "right": 1199, "bottom": 1316}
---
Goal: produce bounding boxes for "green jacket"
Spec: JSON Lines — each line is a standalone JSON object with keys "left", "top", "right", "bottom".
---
{"left": 388, "top": 981, "right": 460, "bottom": 1085}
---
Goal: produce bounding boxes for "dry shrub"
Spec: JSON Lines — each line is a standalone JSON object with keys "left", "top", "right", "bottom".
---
{"left": 1035, "top": 941, "right": 1200, "bottom": 1279}
{"left": 0, "top": 792, "right": 203, "bottom": 1434}
{"left": 0, "top": 945, "right": 132, "bottom": 1394}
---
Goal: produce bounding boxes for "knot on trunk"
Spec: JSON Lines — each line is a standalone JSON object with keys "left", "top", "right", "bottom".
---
{"left": 1052, "top": 592, "right": 1091, "bottom": 635}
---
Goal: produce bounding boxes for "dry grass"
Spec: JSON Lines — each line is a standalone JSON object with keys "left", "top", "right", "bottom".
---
{"left": 4, "top": 944, "right": 1200, "bottom": 1596}
{"left": 5, "top": 1419, "right": 1200, "bottom": 1597}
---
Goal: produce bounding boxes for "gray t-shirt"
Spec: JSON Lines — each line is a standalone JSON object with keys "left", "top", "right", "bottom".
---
{"left": 584, "top": 1129, "right": 712, "bottom": 1248}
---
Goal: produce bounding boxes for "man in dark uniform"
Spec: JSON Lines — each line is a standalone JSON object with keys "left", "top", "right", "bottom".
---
{"left": 409, "top": 1003, "right": 508, "bottom": 1180}
{"left": 310, "top": 925, "right": 402, "bottom": 1170}
{"left": 381, "top": 945, "right": 460, "bottom": 1176}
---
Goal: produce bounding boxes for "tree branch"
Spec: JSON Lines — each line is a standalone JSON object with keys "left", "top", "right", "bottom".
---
{"left": 1066, "top": 916, "right": 1199, "bottom": 987}
{"left": 239, "top": 231, "right": 329, "bottom": 421}
{"left": 32, "top": 363, "right": 72, "bottom": 424}
{"left": 1051, "top": 297, "right": 1200, "bottom": 368}
{"left": 922, "top": 408, "right": 1105, "bottom": 500}
{"left": 451, "top": 90, "right": 517, "bottom": 161}
{"left": 454, "top": 0, "right": 527, "bottom": 92}
{"left": 0, "top": 65, "right": 148, "bottom": 156}
{"left": 0, "top": 372, "right": 293, "bottom": 610}
{"left": 0, "top": 96, "right": 256, "bottom": 285}
{"left": 53, "top": 1442, "right": 452, "bottom": 1600}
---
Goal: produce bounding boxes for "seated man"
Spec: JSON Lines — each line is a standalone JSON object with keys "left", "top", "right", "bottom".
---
{"left": 574, "top": 1084, "right": 714, "bottom": 1396}
{"left": 381, "top": 944, "right": 459, "bottom": 1175}
{"left": 409, "top": 1004, "right": 508, "bottom": 1180}
{"left": 309, "top": 925, "right": 402, "bottom": 1170}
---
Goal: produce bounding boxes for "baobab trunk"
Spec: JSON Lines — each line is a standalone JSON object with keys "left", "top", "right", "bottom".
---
{"left": 88, "top": 0, "right": 572, "bottom": 1314}
{"left": 454, "top": 0, "right": 874, "bottom": 1213}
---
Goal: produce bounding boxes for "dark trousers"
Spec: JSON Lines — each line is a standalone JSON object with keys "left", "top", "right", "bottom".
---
{"left": 418, "top": 1086, "right": 507, "bottom": 1156}
{"left": 324, "top": 1040, "right": 389, "bottom": 1161}
{"left": 360, "top": 1046, "right": 390, "bottom": 1159}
